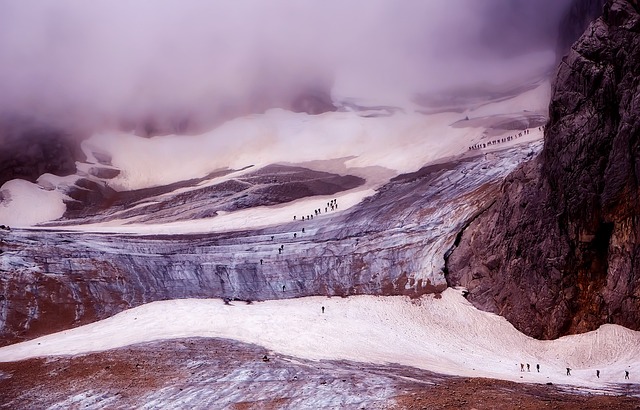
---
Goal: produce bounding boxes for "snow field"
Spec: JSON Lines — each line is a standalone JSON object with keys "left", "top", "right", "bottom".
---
{"left": 0, "top": 178, "right": 69, "bottom": 226}
{"left": 0, "top": 288, "right": 637, "bottom": 390}
{"left": 0, "top": 79, "right": 549, "bottom": 228}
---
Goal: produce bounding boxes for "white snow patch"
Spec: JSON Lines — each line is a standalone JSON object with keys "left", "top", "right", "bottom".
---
{"left": 0, "top": 179, "right": 67, "bottom": 226}
{"left": 1, "top": 289, "right": 637, "bottom": 390}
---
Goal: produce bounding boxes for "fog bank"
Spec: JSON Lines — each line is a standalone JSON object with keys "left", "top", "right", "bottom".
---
{"left": 0, "top": 0, "right": 571, "bottom": 133}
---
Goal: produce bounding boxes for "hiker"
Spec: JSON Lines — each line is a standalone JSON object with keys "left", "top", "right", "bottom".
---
{"left": 527, "top": 363, "right": 530, "bottom": 372}
{"left": 566, "top": 368, "right": 571, "bottom": 376}
{"left": 293, "top": 216, "right": 296, "bottom": 220}
{"left": 302, "top": 228, "right": 305, "bottom": 233}
{"left": 520, "top": 363, "right": 524, "bottom": 372}
{"left": 271, "top": 236, "right": 274, "bottom": 241}
{"left": 260, "top": 259, "right": 263, "bottom": 265}
{"left": 278, "top": 248, "right": 282, "bottom": 254}
{"left": 536, "top": 364, "right": 540, "bottom": 372}
{"left": 282, "top": 285, "right": 286, "bottom": 292}
{"left": 596, "top": 370, "right": 600, "bottom": 378}
{"left": 293, "top": 233, "right": 297, "bottom": 238}
{"left": 625, "top": 370, "right": 630, "bottom": 379}
{"left": 321, "top": 306, "right": 325, "bottom": 314}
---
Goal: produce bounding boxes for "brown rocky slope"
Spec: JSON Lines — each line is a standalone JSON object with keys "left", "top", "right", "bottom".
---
{"left": 446, "top": 0, "right": 640, "bottom": 339}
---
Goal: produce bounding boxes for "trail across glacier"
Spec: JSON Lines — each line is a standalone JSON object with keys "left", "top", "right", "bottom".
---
{"left": 0, "top": 288, "right": 637, "bottom": 392}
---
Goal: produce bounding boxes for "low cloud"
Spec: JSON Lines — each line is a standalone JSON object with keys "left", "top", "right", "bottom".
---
{"left": 0, "top": 0, "right": 572, "bottom": 134}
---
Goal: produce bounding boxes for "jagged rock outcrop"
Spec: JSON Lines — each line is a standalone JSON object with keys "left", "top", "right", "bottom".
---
{"left": 557, "top": 0, "right": 607, "bottom": 57}
{"left": 447, "top": 0, "right": 640, "bottom": 339}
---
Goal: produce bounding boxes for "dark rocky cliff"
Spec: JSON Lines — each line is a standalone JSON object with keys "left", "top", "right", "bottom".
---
{"left": 447, "top": 0, "right": 640, "bottom": 339}
{"left": 557, "top": 0, "right": 607, "bottom": 57}
{"left": 0, "top": 119, "right": 79, "bottom": 187}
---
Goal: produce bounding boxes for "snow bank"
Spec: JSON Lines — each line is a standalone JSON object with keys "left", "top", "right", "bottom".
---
{"left": 0, "top": 178, "right": 68, "bottom": 226}
{"left": 1, "top": 288, "right": 637, "bottom": 390}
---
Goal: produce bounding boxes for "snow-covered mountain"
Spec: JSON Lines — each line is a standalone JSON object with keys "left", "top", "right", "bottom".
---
{"left": 2, "top": 0, "right": 640, "bottom": 408}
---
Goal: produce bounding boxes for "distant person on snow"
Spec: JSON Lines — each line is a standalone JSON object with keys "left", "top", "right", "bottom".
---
{"left": 322, "top": 306, "right": 325, "bottom": 313}
{"left": 282, "top": 285, "right": 286, "bottom": 292}
{"left": 596, "top": 370, "right": 600, "bottom": 378}
{"left": 536, "top": 364, "right": 540, "bottom": 372}
{"left": 526, "top": 363, "right": 530, "bottom": 372}
{"left": 520, "top": 363, "right": 524, "bottom": 372}
{"left": 625, "top": 370, "right": 630, "bottom": 379}
{"left": 566, "top": 368, "right": 571, "bottom": 376}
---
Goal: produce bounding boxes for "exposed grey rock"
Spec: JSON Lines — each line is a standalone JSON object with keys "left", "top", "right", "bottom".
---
{"left": 447, "top": 0, "right": 640, "bottom": 340}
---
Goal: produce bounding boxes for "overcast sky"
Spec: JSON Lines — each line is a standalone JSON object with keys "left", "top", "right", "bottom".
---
{"left": 0, "top": 0, "right": 572, "bottom": 133}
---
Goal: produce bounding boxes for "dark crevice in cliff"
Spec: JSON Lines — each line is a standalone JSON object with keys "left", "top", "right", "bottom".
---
{"left": 442, "top": 199, "right": 496, "bottom": 279}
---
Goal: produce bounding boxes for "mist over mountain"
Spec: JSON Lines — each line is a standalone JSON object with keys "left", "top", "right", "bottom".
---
{"left": 0, "top": 0, "right": 571, "bottom": 135}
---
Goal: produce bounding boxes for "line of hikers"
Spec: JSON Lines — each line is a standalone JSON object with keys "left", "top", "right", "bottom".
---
{"left": 521, "top": 363, "right": 631, "bottom": 379}
{"left": 267, "top": 199, "right": 341, "bottom": 258}
{"left": 293, "top": 198, "right": 339, "bottom": 222}
{"left": 469, "top": 127, "right": 540, "bottom": 151}
{"left": 576, "top": 368, "right": 630, "bottom": 379}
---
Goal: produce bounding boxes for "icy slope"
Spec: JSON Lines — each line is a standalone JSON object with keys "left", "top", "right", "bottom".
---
{"left": 0, "top": 141, "right": 542, "bottom": 345}
{"left": 0, "top": 289, "right": 637, "bottom": 391}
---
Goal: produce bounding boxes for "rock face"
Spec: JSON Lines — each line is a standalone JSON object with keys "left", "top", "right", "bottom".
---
{"left": 447, "top": 0, "right": 640, "bottom": 339}
{"left": 557, "top": 0, "right": 607, "bottom": 57}
{"left": 60, "top": 165, "right": 365, "bottom": 224}
{"left": 0, "top": 119, "right": 79, "bottom": 187}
